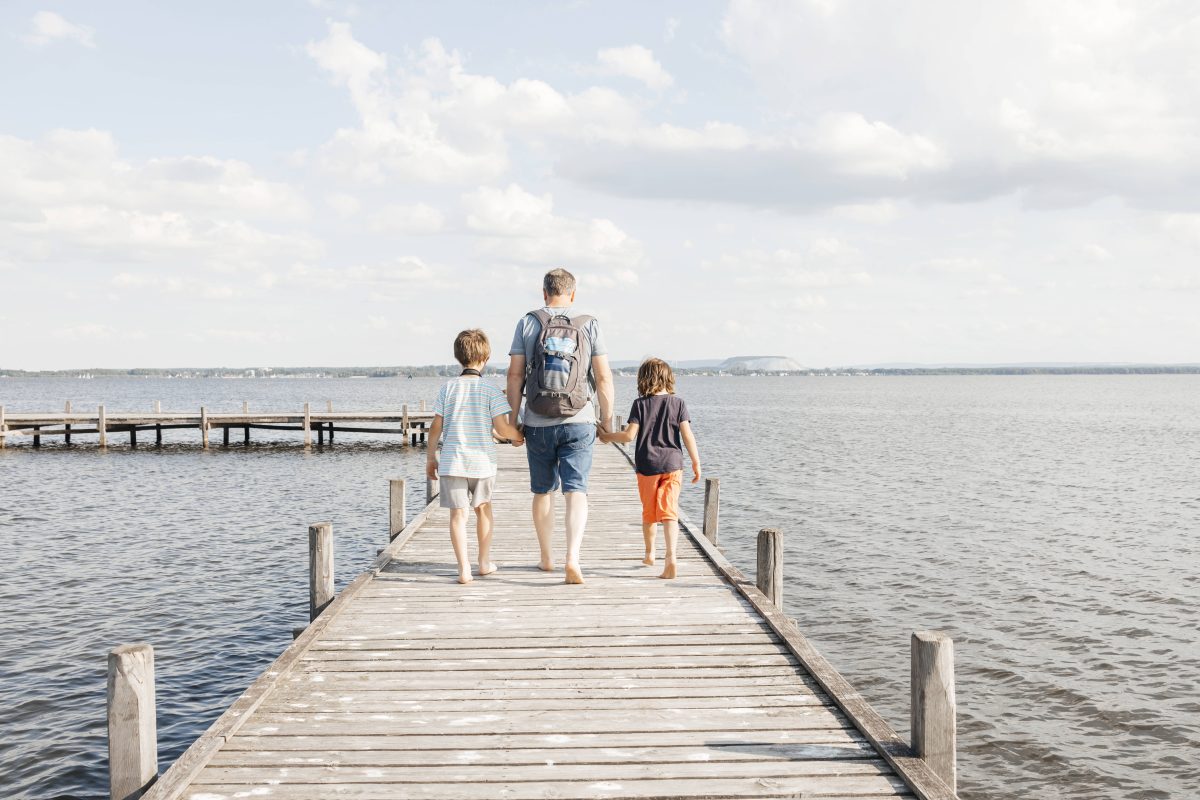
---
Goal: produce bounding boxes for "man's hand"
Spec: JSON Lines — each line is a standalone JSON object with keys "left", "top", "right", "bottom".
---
{"left": 511, "top": 430, "right": 525, "bottom": 447}
{"left": 426, "top": 458, "right": 438, "bottom": 481}
{"left": 691, "top": 460, "right": 702, "bottom": 484}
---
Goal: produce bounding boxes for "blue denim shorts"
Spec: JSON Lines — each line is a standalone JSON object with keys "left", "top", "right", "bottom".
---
{"left": 524, "top": 423, "right": 595, "bottom": 494}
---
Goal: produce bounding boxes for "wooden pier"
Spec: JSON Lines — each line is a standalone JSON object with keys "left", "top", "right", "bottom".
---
{"left": 0, "top": 403, "right": 434, "bottom": 449}
{"left": 109, "top": 443, "right": 959, "bottom": 800}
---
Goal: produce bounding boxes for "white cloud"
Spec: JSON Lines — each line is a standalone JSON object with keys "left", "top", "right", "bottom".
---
{"left": 665, "top": 18, "right": 680, "bottom": 43}
{"left": 1164, "top": 214, "right": 1200, "bottom": 247}
{"left": 367, "top": 203, "right": 446, "bottom": 234}
{"left": 712, "top": 246, "right": 871, "bottom": 290}
{"left": 286, "top": 257, "right": 438, "bottom": 290}
{"left": 326, "top": 193, "right": 361, "bottom": 218}
{"left": 24, "top": 11, "right": 95, "bottom": 48}
{"left": 463, "top": 184, "right": 643, "bottom": 272}
{"left": 0, "top": 129, "right": 316, "bottom": 269}
{"left": 597, "top": 45, "right": 674, "bottom": 91}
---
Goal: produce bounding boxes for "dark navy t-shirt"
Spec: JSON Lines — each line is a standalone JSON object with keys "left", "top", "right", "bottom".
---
{"left": 627, "top": 394, "right": 690, "bottom": 475}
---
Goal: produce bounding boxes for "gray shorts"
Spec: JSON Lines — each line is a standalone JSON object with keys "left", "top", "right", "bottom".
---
{"left": 439, "top": 475, "right": 496, "bottom": 509}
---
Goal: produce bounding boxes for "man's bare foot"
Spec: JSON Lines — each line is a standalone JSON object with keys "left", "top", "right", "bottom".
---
{"left": 564, "top": 564, "right": 585, "bottom": 584}
{"left": 658, "top": 562, "right": 677, "bottom": 579}
{"left": 478, "top": 562, "right": 497, "bottom": 576}
{"left": 642, "top": 555, "right": 656, "bottom": 566}
{"left": 457, "top": 573, "right": 473, "bottom": 584}
{"left": 539, "top": 559, "right": 555, "bottom": 572}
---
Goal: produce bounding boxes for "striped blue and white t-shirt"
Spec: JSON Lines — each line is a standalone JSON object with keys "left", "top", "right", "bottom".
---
{"left": 432, "top": 377, "right": 512, "bottom": 478}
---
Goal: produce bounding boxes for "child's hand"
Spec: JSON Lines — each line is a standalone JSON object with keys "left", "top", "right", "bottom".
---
{"left": 426, "top": 458, "right": 438, "bottom": 480}
{"left": 691, "top": 461, "right": 701, "bottom": 484}
{"left": 511, "top": 431, "right": 525, "bottom": 447}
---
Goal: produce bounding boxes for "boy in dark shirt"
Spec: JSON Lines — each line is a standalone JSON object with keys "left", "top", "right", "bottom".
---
{"left": 598, "top": 358, "right": 701, "bottom": 579}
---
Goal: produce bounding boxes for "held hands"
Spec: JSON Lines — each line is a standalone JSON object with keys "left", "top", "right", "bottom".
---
{"left": 510, "top": 430, "right": 525, "bottom": 448}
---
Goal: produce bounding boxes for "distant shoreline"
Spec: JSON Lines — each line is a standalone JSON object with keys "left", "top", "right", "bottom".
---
{"left": 3, "top": 365, "right": 1199, "bottom": 378}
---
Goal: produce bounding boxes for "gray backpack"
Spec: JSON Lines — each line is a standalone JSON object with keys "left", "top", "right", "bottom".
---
{"left": 524, "top": 308, "right": 596, "bottom": 417}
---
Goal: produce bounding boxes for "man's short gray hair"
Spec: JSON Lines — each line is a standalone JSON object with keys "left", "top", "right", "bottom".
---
{"left": 543, "top": 268, "right": 576, "bottom": 297}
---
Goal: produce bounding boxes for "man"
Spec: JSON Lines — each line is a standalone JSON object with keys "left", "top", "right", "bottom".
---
{"left": 507, "top": 268, "right": 614, "bottom": 584}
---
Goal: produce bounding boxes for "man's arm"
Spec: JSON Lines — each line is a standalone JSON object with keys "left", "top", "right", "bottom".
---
{"left": 592, "top": 353, "right": 614, "bottom": 432}
{"left": 506, "top": 354, "right": 525, "bottom": 429}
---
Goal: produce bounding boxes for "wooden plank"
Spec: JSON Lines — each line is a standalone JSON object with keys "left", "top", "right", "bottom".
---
{"left": 183, "top": 774, "right": 911, "bottom": 799}
{"left": 208, "top": 740, "right": 877, "bottom": 767}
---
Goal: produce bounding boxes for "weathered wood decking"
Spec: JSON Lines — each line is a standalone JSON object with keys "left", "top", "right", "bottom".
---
{"left": 142, "top": 443, "right": 955, "bottom": 800}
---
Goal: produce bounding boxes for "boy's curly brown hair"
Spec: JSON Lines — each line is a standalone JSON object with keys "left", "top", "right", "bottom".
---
{"left": 637, "top": 357, "right": 675, "bottom": 396}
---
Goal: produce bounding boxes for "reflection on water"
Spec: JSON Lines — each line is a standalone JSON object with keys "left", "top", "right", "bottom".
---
{"left": 1, "top": 375, "right": 1198, "bottom": 799}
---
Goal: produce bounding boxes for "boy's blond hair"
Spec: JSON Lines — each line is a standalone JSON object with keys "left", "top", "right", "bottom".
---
{"left": 637, "top": 357, "right": 675, "bottom": 396}
{"left": 453, "top": 329, "right": 490, "bottom": 367}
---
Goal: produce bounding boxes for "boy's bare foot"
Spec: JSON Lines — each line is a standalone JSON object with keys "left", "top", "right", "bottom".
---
{"left": 539, "top": 559, "right": 555, "bottom": 572}
{"left": 658, "top": 562, "right": 677, "bottom": 580}
{"left": 457, "top": 573, "right": 473, "bottom": 584}
{"left": 642, "top": 555, "right": 656, "bottom": 566}
{"left": 564, "top": 564, "right": 585, "bottom": 584}
{"left": 478, "top": 562, "right": 497, "bottom": 576}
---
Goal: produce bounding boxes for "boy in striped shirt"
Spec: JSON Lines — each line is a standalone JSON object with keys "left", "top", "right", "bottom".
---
{"left": 426, "top": 329, "right": 524, "bottom": 584}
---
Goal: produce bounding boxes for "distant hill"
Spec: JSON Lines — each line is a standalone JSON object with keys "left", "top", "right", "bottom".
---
{"left": 719, "top": 356, "right": 806, "bottom": 372}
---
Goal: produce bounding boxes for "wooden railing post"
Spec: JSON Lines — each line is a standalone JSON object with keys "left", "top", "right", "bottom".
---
{"left": 309, "top": 522, "right": 334, "bottom": 620}
{"left": 153, "top": 401, "right": 162, "bottom": 446}
{"left": 426, "top": 475, "right": 437, "bottom": 505}
{"left": 199, "top": 407, "right": 209, "bottom": 449}
{"left": 98, "top": 404, "right": 107, "bottom": 449}
{"left": 0, "top": 404, "right": 6, "bottom": 449}
{"left": 327, "top": 400, "right": 333, "bottom": 412}
{"left": 154, "top": 401, "right": 161, "bottom": 413}
{"left": 107, "top": 643, "right": 157, "bottom": 800}
{"left": 615, "top": 414, "right": 624, "bottom": 431}
{"left": 756, "top": 528, "right": 782, "bottom": 607}
{"left": 911, "top": 631, "right": 956, "bottom": 791}
{"left": 703, "top": 477, "right": 720, "bottom": 545}
{"left": 242, "top": 401, "right": 249, "bottom": 445}
{"left": 402, "top": 404, "right": 410, "bottom": 447}
{"left": 65, "top": 400, "right": 72, "bottom": 445}
{"left": 389, "top": 478, "right": 407, "bottom": 540}
{"left": 303, "top": 402, "right": 312, "bottom": 448}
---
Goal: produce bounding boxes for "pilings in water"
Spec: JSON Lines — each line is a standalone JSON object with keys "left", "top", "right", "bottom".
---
{"left": 756, "top": 527, "right": 783, "bottom": 607}
{"left": 912, "top": 631, "right": 957, "bottom": 791}
{"left": 703, "top": 477, "right": 720, "bottom": 545}
{"left": 389, "top": 478, "right": 407, "bottom": 540}
{"left": 308, "top": 522, "right": 334, "bottom": 621}
{"left": 64, "top": 400, "right": 72, "bottom": 445}
{"left": 0, "top": 405, "right": 6, "bottom": 449}
{"left": 98, "top": 404, "right": 107, "bottom": 449}
{"left": 107, "top": 644, "right": 157, "bottom": 800}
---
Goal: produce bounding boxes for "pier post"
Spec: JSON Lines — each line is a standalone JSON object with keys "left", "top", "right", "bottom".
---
{"left": 129, "top": 427, "right": 136, "bottom": 448}
{"left": 303, "top": 402, "right": 312, "bottom": 448}
{"left": 222, "top": 425, "right": 230, "bottom": 447}
{"left": 154, "top": 401, "right": 161, "bottom": 413}
{"left": 756, "top": 528, "right": 782, "bottom": 607}
{"left": 242, "top": 401, "right": 249, "bottom": 445}
{"left": 200, "top": 407, "right": 209, "bottom": 450}
{"left": 33, "top": 425, "right": 41, "bottom": 448}
{"left": 327, "top": 400, "right": 333, "bottom": 412}
{"left": 426, "top": 475, "right": 436, "bottom": 505}
{"left": 309, "top": 522, "right": 334, "bottom": 620}
{"left": 99, "top": 404, "right": 107, "bottom": 449}
{"left": 107, "top": 643, "right": 157, "bottom": 800}
{"left": 0, "top": 405, "right": 6, "bottom": 449}
{"left": 420, "top": 399, "right": 426, "bottom": 412}
{"left": 153, "top": 401, "right": 161, "bottom": 447}
{"left": 911, "top": 631, "right": 956, "bottom": 791}
{"left": 65, "top": 400, "right": 72, "bottom": 445}
{"left": 390, "top": 478, "right": 407, "bottom": 540}
{"left": 402, "top": 404, "right": 409, "bottom": 447}
{"left": 703, "top": 478, "right": 720, "bottom": 545}
{"left": 317, "top": 423, "right": 324, "bottom": 447}
{"left": 615, "top": 415, "right": 623, "bottom": 431}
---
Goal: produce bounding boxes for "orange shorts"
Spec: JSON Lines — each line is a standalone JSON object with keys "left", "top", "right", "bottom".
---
{"left": 637, "top": 470, "right": 682, "bottom": 524}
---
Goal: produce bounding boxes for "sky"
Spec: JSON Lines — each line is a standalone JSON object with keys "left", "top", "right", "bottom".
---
{"left": 2, "top": 0, "right": 1199, "bottom": 369}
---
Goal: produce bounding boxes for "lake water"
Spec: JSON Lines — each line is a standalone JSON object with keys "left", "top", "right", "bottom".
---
{"left": 1, "top": 375, "right": 1197, "bottom": 799}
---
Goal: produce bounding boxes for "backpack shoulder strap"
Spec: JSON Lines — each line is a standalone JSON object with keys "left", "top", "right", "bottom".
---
{"left": 529, "top": 308, "right": 552, "bottom": 328}
{"left": 569, "top": 314, "right": 595, "bottom": 328}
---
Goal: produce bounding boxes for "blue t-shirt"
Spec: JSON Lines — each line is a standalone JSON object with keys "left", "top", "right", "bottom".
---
{"left": 432, "top": 377, "right": 512, "bottom": 478}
